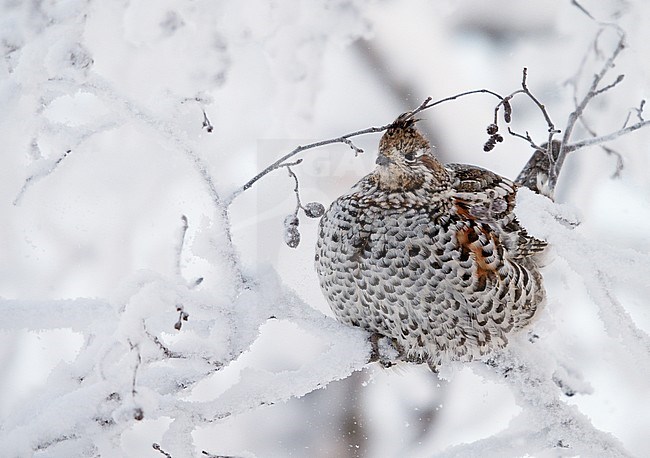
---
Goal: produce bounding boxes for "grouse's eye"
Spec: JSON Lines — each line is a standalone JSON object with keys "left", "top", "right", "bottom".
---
{"left": 404, "top": 152, "right": 416, "bottom": 163}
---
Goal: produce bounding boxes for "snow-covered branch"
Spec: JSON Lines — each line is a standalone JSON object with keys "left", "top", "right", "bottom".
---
{"left": 3, "top": 0, "right": 649, "bottom": 456}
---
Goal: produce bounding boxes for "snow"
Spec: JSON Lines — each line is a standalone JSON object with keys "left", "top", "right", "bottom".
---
{"left": 2, "top": 0, "right": 650, "bottom": 456}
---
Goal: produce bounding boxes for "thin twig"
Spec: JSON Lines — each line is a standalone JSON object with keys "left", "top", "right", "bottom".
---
{"left": 145, "top": 329, "right": 183, "bottom": 358}
{"left": 409, "top": 96, "right": 434, "bottom": 118}
{"left": 128, "top": 340, "right": 141, "bottom": 397}
{"left": 13, "top": 149, "right": 72, "bottom": 206}
{"left": 202, "top": 109, "right": 214, "bottom": 133}
{"left": 578, "top": 117, "right": 625, "bottom": 178}
{"left": 227, "top": 90, "right": 505, "bottom": 207}
{"left": 522, "top": 68, "right": 559, "bottom": 137}
{"left": 420, "top": 89, "right": 504, "bottom": 110}
{"left": 564, "top": 119, "right": 650, "bottom": 152}
{"left": 630, "top": 99, "right": 646, "bottom": 125}
{"left": 571, "top": 0, "right": 595, "bottom": 20}
{"left": 554, "top": 28, "right": 626, "bottom": 189}
{"left": 225, "top": 126, "right": 384, "bottom": 207}
{"left": 489, "top": 69, "right": 558, "bottom": 161}
{"left": 601, "top": 145, "right": 624, "bottom": 178}
{"left": 202, "top": 451, "right": 243, "bottom": 458}
{"left": 508, "top": 127, "right": 543, "bottom": 151}
{"left": 128, "top": 339, "right": 144, "bottom": 420}
{"left": 153, "top": 443, "right": 173, "bottom": 458}
{"left": 286, "top": 165, "right": 302, "bottom": 217}
{"left": 341, "top": 137, "right": 364, "bottom": 156}
{"left": 592, "top": 74, "right": 625, "bottom": 98}
{"left": 518, "top": 68, "right": 561, "bottom": 163}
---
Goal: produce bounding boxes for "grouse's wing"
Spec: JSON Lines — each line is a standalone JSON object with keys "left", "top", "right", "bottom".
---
{"left": 446, "top": 163, "right": 546, "bottom": 258}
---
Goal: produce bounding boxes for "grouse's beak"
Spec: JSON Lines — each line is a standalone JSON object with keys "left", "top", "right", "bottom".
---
{"left": 376, "top": 155, "right": 391, "bottom": 166}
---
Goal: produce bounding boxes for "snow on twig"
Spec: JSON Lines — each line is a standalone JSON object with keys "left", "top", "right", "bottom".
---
{"left": 0, "top": 268, "right": 370, "bottom": 456}
{"left": 516, "top": 189, "right": 650, "bottom": 374}
{"left": 438, "top": 343, "right": 633, "bottom": 458}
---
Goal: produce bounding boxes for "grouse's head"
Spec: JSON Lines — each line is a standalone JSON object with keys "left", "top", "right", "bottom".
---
{"left": 375, "top": 112, "right": 447, "bottom": 191}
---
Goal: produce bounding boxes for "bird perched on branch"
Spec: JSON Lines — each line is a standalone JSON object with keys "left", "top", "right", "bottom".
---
{"left": 315, "top": 112, "right": 546, "bottom": 370}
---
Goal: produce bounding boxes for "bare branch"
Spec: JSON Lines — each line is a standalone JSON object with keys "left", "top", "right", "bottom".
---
{"left": 514, "top": 68, "right": 561, "bottom": 165}
{"left": 420, "top": 89, "right": 504, "bottom": 110}
{"left": 627, "top": 99, "right": 647, "bottom": 126}
{"left": 554, "top": 29, "right": 626, "bottom": 189}
{"left": 592, "top": 74, "right": 625, "bottom": 98}
{"left": 227, "top": 90, "right": 506, "bottom": 207}
{"left": 286, "top": 164, "right": 303, "bottom": 217}
{"left": 601, "top": 145, "right": 624, "bottom": 178}
{"left": 341, "top": 137, "right": 364, "bottom": 156}
{"left": 564, "top": 119, "right": 650, "bottom": 152}
{"left": 578, "top": 117, "right": 625, "bottom": 178}
{"left": 409, "top": 96, "right": 433, "bottom": 117}
{"left": 508, "top": 127, "right": 543, "bottom": 151}
{"left": 486, "top": 69, "right": 558, "bottom": 159}
{"left": 521, "top": 68, "right": 560, "bottom": 139}
{"left": 224, "top": 123, "right": 390, "bottom": 207}
{"left": 571, "top": 0, "right": 595, "bottom": 20}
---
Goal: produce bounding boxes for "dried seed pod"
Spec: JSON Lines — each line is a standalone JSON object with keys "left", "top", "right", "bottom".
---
{"left": 304, "top": 202, "right": 325, "bottom": 218}
{"left": 483, "top": 140, "right": 496, "bottom": 152}
{"left": 493, "top": 134, "right": 504, "bottom": 143}
{"left": 503, "top": 100, "right": 512, "bottom": 123}
{"left": 133, "top": 408, "right": 144, "bottom": 421}
{"left": 284, "top": 214, "right": 299, "bottom": 227}
{"left": 284, "top": 225, "right": 301, "bottom": 248}
{"left": 486, "top": 123, "right": 499, "bottom": 135}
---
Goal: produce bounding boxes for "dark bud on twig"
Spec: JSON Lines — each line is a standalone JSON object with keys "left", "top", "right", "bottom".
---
{"left": 174, "top": 305, "right": 189, "bottom": 330}
{"left": 303, "top": 202, "right": 325, "bottom": 218}
{"left": 487, "top": 123, "right": 499, "bottom": 135}
{"left": 493, "top": 134, "right": 504, "bottom": 143}
{"left": 284, "top": 214, "right": 301, "bottom": 248}
{"left": 503, "top": 100, "right": 512, "bottom": 123}
{"left": 174, "top": 311, "right": 189, "bottom": 330}
{"left": 483, "top": 139, "right": 496, "bottom": 152}
{"left": 133, "top": 407, "right": 144, "bottom": 421}
{"left": 202, "top": 110, "right": 214, "bottom": 133}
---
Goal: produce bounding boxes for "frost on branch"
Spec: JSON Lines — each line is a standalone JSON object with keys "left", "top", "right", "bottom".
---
{"left": 0, "top": 268, "right": 370, "bottom": 457}
{"left": 3, "top": 0, "right": 650, "bottom": 456}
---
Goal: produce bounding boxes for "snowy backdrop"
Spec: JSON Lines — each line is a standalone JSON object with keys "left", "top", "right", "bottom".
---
{"left": 1, "top": 0, "right": 649, "bottom": 457}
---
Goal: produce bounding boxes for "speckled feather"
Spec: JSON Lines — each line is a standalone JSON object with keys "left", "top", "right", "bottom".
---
{"left": 315, "top": 113, "right": 546, "bottom": 369}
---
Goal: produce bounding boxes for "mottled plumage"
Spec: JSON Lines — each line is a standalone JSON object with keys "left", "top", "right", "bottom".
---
{"left": 315, "top": 113, "right": 546, "bottom": 369}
